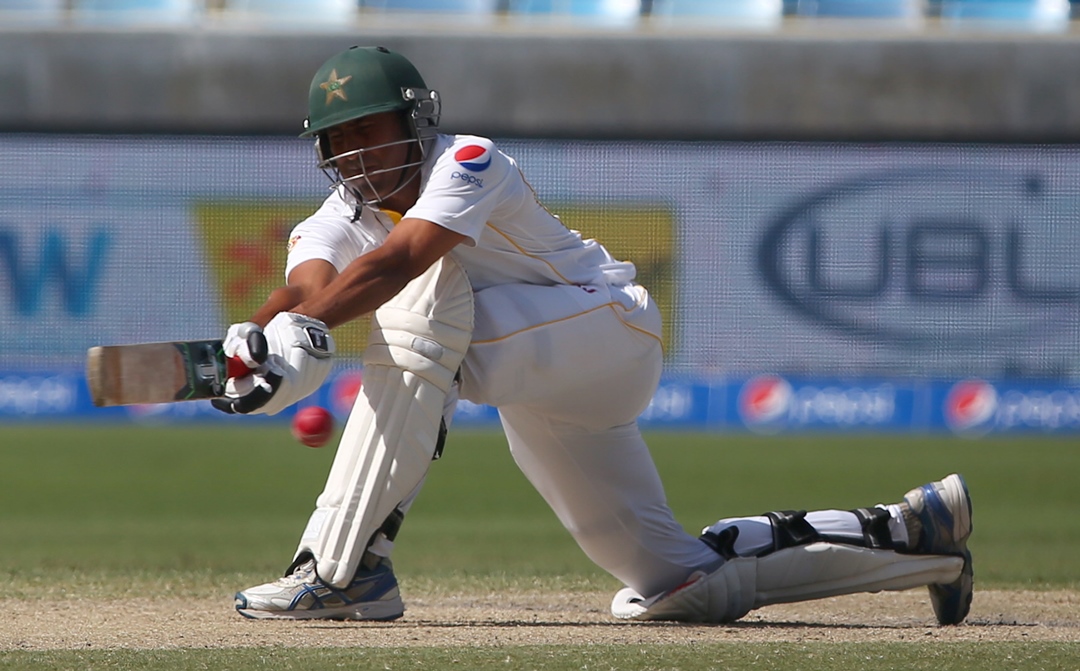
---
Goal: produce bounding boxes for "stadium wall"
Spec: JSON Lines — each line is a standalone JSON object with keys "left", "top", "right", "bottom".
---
{"left": 2, "top": 27, "right": 1080, "bottom": 140}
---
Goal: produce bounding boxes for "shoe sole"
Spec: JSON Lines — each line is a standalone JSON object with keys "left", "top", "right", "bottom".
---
{"left": 236, "top": 587, "right": 406, "bottom": 618}
{"left": 924, "top": 474, "right": 973, "bottom": 625}
{"left": 235, "top": 594, "right": 405, "bottom": 621}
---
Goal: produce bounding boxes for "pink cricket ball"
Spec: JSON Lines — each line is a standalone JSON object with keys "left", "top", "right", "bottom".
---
{"left": 291, "top": 406, "right": 335, "bottom": 448}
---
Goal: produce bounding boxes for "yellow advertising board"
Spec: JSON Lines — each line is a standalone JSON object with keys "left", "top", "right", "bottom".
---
{"left": 195, "top": 201, "right": 676, "bottom": 359}
{"left": 553, "top": 204, "right": 677, "bottom": 354}
{"left": 194, "top": 201, "right": 372, "bottom": 357}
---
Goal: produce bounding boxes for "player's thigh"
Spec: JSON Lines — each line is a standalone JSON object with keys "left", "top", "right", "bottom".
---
{"left": 498, "top": 404, "right": 718, "bottom": 595}
{"left": 460, "top": 283, "right": 662, "bottom": 424}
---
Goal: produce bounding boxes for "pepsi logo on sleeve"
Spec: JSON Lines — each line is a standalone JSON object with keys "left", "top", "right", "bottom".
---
{"left": 454, "top": 145, "right": 492, "bottom": 172}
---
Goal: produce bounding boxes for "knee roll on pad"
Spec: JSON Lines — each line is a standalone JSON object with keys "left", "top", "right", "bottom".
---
{"left": 612, "top": 558, "right": 757, "bottom": 623}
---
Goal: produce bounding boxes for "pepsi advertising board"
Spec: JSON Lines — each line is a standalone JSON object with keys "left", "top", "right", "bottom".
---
{"left": 4, "top": 370, "right": 1079, "bottom": 435}
{"left": 1, "top": 136, "right": 1079, "bottom": 433}
{"left": 732, "top": 375, "right": 918, "bottom": 433}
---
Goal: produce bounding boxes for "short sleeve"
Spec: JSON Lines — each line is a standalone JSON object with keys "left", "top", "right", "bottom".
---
{"left": 404, "top": 136, "right": 513, "bottom": 245}
{"left": 284, "top": 192, "right": 377, "bottom": 280}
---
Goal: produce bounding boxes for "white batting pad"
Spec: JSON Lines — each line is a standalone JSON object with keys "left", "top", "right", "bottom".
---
{"left": 754, "top": 542, "right": 963, "bottom": 609}
{"left": 616, "top": 543, "right": 964, "bottom": 623}
{"left": 294, "top": 257, "right": 474, "bottom": 588}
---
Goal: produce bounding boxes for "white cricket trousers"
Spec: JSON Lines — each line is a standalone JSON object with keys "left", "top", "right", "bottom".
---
{"left": 459, "top": 281, "right": 719, "bottom": 598}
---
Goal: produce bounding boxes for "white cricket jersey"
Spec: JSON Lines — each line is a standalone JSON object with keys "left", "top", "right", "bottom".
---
{"left": 284, "top": 134, "right": 636, "bottom": 291}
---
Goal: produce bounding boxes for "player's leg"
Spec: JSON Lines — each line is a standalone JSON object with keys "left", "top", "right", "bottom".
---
{"left": 615, "top": 473, "right": 973, "bottom": 625}
{"left": 466, "top": 281, "right": 973, "bottom": 626}
{"left": 698, "top": 505, "right": 914, "bottom": 558}
{"left": 464, "top": 281, "right": 722, "bottom": 597}
{"left": 499, "top": 405, "right": 723, "bottom": 598}
{"left": 235, "top": 257, "right": 473, "bottom": 620}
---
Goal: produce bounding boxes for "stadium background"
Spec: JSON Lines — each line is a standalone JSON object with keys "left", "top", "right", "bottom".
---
{"left": 2, "top": 3, "right": 1080, "bottom": 435}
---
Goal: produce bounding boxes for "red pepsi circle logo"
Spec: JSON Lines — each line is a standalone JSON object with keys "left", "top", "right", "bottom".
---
{"left": 454, "top": 144, "right": 491, "bottom": 172}
{"left": 944, "top": 379, "right": 998, "bottom": 433}
{"left": 330, "top": 370, "right": 363, "bottom": 418}
{"left": 738, "top": 375, "right": 793, "bottom": 428}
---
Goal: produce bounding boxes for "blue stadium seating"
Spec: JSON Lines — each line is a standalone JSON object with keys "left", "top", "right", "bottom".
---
{"left": 227, "top": 0, "right": 356, "bottom": 22}
{"left": 650, "top": 0, "right": 783, "bottom": 27}
{"left": 508, "top": 0, "right": 641, "bottom": 23}
{"left": 794, "top": 0, "right": 919, "bottom": 17}
{"left": 361, "top": 0, "right": 498, "bottom": 12}
{"left": 72, "top": 0, "right": 200, "bottom": 23}
{"left": 938, "top": 0, "right": 1070, "bottom": 30}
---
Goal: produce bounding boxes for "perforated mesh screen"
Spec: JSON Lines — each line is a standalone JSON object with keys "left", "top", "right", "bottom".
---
{"left": 2, "top": 135, "right": 1078, "bottom": 381}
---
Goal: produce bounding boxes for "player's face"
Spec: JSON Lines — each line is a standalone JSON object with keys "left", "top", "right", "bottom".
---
{"left": 325, "top": 112, "right": 415, "bottom": 203}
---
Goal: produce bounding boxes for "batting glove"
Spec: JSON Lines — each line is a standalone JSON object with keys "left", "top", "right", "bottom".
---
{"left": 212, "top": 312, "right": 335, "bottom": 416}
{"left": 223, "top": 321, "right": 269, "bottom": 370}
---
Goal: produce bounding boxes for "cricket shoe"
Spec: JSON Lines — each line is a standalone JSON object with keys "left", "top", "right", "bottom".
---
{"left": 234, "top": 554, "right": 404, "bottom": 621}
{"left": 902, "top": 473, "right": 973, "bottom": 625}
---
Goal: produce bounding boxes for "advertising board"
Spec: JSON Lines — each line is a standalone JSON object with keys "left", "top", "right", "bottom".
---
{"left": 2, "top": 136, "right": 1077, "bottom": 431}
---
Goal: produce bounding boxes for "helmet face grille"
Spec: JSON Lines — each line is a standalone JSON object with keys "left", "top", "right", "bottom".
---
{"left": 313, "top": 93, "right": 440, "bottom": 207}
{"left": 316, "top": 136, "right": 427, "bottom": 208}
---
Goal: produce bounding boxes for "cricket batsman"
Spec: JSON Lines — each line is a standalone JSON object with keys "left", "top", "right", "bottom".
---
{"left": 213, "top": 46, "right": 974, "bottom": 625}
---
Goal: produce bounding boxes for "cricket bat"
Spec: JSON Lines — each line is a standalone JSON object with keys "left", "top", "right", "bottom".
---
{"left": 86, "top": 340, "right": 250, "bottom": 407}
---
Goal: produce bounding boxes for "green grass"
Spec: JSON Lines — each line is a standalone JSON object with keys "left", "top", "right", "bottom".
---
{"left": 1, "top": 642, "right": 1078, "bottom": 671}
{"left": 1, "top": 426, "right": 1076, "bottom": 595}
{"left": 1, "top": 425, "right": 1077, "bottom": 669}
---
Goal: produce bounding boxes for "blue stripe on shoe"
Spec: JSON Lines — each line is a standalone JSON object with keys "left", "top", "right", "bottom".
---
{"left": 288, "top": 569, "right": 397, "bottom": 611}
{"left": 920, "top": 483, "right": 955, "bottom": 554}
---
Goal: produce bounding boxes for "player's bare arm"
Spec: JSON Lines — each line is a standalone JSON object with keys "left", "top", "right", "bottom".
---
{"left": 210, "top": 259, "right": 342, "bottom": 415}
{"left": 291, "top": 217, "right": 466, "bottom": 329}
{"left": 248, "top": 259, "right": 339, "bottom": 328}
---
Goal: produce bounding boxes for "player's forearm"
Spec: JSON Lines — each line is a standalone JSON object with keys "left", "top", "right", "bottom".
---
{"left": 289, "top": 218, "right": 465, "bottom": 329}
{"left": 246, "top": 259, "right": 339, "bottom": 327}
{"left": 292, "top": 259, "right": 413, "bottom": 329}
{"left": 249, "top": 285, "right": 311, "bottom": 328}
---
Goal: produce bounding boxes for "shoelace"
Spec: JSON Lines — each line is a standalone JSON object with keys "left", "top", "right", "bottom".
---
{"left": 277, "top": 560, "right": 318, "bottom": 586}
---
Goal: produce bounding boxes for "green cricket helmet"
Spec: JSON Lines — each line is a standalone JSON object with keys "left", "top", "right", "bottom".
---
{"left": 302, "top": 46, "right": 441, "bottom": 206}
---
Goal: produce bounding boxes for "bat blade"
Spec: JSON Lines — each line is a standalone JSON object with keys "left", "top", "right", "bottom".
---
{"left": 86, "top": 340, "right": 228, "bottom": 407}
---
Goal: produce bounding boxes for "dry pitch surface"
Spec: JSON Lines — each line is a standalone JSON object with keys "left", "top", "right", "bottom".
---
{"left": 2, "top": 590, "right": 1077, "bottom": 650}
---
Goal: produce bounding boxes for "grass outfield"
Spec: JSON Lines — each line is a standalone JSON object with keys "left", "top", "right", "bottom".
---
{"left": 1, "top": 425, "right": 1077, "bottom": 669}
{"left": 1, "top": 643, "right": 1077, "bottom": 671}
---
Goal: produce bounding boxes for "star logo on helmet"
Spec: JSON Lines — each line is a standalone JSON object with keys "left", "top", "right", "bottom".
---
{"left": 320, "top": 69, "right": 352, "bottom": 105}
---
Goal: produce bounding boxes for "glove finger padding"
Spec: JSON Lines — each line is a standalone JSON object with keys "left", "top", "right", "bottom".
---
{"left": 251, "top": 313, "right": 335, "bottom": 416}
{"left": 224, "top": 322, "right": 269, "bottom": 368}
{"left": 210, "top": 366, "right": 284, "bottom": 415}
{"left": 212, "top": 312, "right": 334, "bottom": 416}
